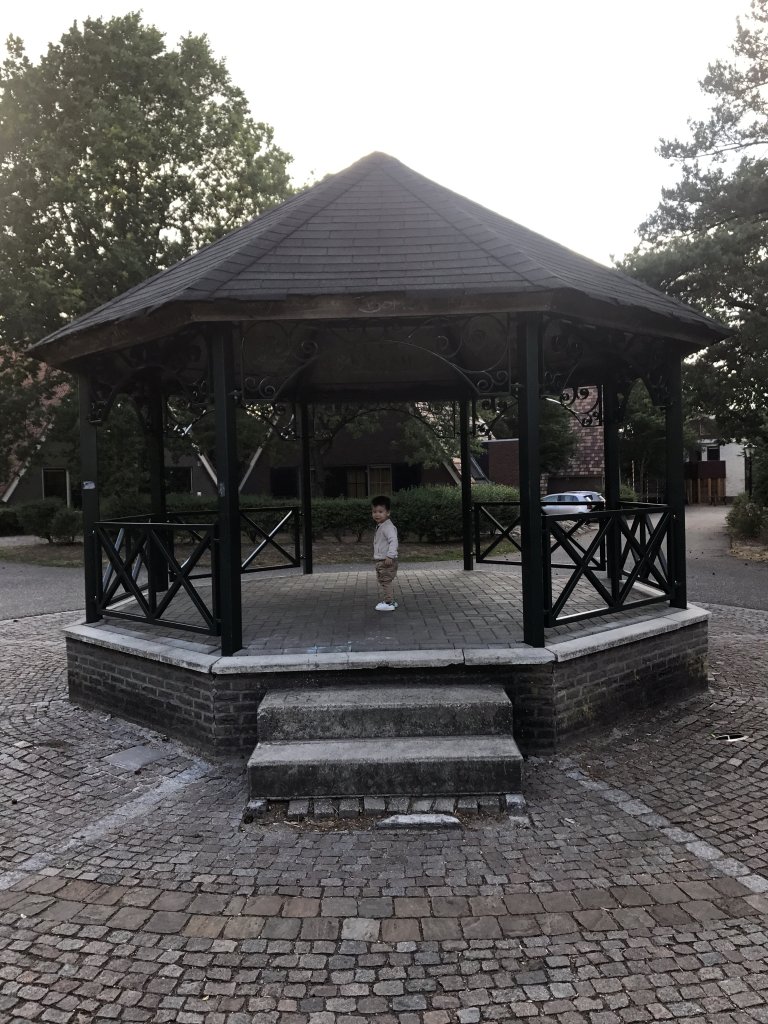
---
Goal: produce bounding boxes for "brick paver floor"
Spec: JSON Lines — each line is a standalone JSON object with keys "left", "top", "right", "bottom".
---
{"left": 2, "top": 601, "right": 768, "bottom": 1022}
{"left": 91, "top": 560, "right": 681, "bottom": 656}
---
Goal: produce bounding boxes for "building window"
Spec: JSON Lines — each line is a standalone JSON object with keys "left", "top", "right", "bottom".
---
{"left": 42, "top": 468, "right": 69, "bottom": 505}
{"left": 369, "top": 465, "right": 393, "bottom": 496}
{"left": 706, "top": 446, "right": 721, "bottom": 461}
{"left": 346, "top": 468, "right": 367, "bottom": 498}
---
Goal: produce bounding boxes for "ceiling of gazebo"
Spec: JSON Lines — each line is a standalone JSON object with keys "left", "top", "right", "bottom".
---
{"left": 31, "top": 152, "right": 729, "bottom": 373}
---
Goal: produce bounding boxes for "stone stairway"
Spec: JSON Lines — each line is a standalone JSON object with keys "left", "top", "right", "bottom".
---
{"left": 247, "top": 684, "right": 523, "bottom": 803}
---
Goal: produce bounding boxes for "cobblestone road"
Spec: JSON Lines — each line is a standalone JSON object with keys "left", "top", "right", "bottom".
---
{"left": 1, "top": 604, "right": 768, "bottom": 1022}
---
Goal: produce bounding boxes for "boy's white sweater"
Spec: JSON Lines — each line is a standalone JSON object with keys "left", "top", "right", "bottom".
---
{"left": 373, "top": 519, "right": 399, "bottom": 560}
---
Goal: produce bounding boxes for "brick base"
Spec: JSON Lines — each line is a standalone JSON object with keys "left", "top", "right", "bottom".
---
{"left": 66, "top": 616, "right": 708, "bottom": 757}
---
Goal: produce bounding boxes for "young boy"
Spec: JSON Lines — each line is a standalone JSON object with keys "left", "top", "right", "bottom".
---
{"left": 371, "top": 495, "right": 398, "bottom": 612}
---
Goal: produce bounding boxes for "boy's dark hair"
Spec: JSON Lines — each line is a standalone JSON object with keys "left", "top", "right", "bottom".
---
{"left": 371, "top": 495, "right": 391, "bottom": 510}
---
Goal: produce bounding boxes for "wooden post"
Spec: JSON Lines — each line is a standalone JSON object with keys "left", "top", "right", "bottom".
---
{"left": 78, "top": 376, "right": 101, "bottom": 623}
{"left": 518, "top": 316, "right": 545, "bottom": 647}
{"left": 665, "top": 355, "right": 687, "bottom": 608}
{"left": 299, "top": 401, "right": 313, "bottom": 575}
{"left": 210, "top": 328, "right": 243, "bottom": 655}
{"left": 459, "top": 399, "right": 473, "bottom": 571}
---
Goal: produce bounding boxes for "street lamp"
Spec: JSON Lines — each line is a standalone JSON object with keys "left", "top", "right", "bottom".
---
{"left": 743, "top": 442, "right": 756, "bottom": 498}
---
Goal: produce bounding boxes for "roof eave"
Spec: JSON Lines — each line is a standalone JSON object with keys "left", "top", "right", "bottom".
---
{"left": 30, "top": 288, "right": 730, "bottom": 371}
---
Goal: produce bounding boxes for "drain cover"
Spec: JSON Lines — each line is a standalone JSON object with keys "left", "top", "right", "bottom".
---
{"left": 105, "top": 745, "right": 169, "bottom": 770}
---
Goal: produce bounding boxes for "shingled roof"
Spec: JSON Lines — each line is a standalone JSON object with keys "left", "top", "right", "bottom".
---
{"left": 33, "top": 151, "right": 728, "bottom": 365}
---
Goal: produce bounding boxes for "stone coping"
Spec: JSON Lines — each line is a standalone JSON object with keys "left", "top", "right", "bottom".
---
{"left": 63, "top": 604, "right": 709, "bottom": 675}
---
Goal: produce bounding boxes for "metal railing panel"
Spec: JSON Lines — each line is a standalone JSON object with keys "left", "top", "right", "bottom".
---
{"left": 542, "top": 504, "right": 673, "bottom": 627}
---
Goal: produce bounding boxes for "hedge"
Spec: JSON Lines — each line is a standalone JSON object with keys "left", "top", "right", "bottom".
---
{"left": 78, "top": 485, "right": 522, "bottom": 544}
{"left": 0, "top": 505, "right": 21, "bottom": 536}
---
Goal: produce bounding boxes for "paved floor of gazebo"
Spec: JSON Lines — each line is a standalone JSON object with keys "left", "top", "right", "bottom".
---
{"left": 88, "top": 561, "right": 682, "bottom": 658}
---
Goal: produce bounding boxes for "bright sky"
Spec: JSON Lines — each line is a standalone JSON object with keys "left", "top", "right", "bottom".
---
{"left": 2, "top": 0, "right": 747, "bottom": 266}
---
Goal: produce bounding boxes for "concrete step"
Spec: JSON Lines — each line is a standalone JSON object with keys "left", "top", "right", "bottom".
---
{"left": 247, "top": 735, "right": 523, "bottom": 798}
{"left": 257, "top": 684, "right": 514, "bottom": 741}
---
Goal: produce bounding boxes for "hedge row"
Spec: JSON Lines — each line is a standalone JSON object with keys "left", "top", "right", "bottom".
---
{"left": 11, "top": 498, "right": 82, "bottom": 544}
{"left": 0, "top": 505, "right": 21, "bottom": 536}
{"left": 4, "top": 485, "right": 522, "bottom": 546}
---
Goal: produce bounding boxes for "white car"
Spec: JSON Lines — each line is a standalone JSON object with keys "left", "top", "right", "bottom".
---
{"left": 541, "top": 491, "right": 605, "bottom": 515}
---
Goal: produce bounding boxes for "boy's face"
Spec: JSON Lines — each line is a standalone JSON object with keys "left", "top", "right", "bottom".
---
{"left": 371, "top": 504, "right": 390, "bottom": 524}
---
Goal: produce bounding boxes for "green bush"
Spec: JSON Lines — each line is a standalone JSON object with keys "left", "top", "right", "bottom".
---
{"left": 0, "top": 505, "right": 21, "bottom": 536}
{"left": 311, "top": 498, "right": 371, "bottom": 541}
{"left": 725, "top": 493, "right": 767, "bottom": 540}
{"left": 16, "top": 498, "right": 65, "bottom": 542}
{"left": 49, "top": 507, "right": 82, "bottom": 544}
{"left": 391, "top": 487, "right": 463, "bottom": 542}
{"left": 100, "top": 492, "right": 152, "bottom": 520}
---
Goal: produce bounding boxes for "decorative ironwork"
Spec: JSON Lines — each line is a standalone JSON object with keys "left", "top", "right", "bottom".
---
{"left": 557, "top": 385, "right": 603, "bottom": 427}
{"left": 472, "top": 397, "right": 517, "bottom": 437}
{"left": 240, "top": 322, "right": 320, "bottom": 401}
{"left": 239, "top": 314, "right": 515, "bottom": 401}
{"left": 541, "top": 318, "right": 586, "bottom": 397}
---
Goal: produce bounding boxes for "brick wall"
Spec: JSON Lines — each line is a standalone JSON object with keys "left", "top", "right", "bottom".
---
{"left": 66, "top": 618, "right": 708, "bottom": 757}
{"left": 485, "top": 440, "right": 520, "bottom": 487}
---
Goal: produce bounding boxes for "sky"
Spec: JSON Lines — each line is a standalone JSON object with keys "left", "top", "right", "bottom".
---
{"left": 1, "top": 0, "right": 749, "bottom": 266}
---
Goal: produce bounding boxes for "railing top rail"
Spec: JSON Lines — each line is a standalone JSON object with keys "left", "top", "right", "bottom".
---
{"left": 619, "top": 501, "right": 672, "bottom": 510}
{"left": 100, "top": 504, "right": 300, "bottom": 525}
{"left": 97, "top": 518, "right": 218, "bottom": 529}
{"left": 473, "top": 500, "right": 521, "bottom": 507}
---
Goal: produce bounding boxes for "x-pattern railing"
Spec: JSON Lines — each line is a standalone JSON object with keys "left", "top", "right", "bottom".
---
{"left": 240, "top": 507, "right": 301, "bottom": 572}
{"left": 96, "top": 519, "right": 218, "bottom": 633}
{"left": 473, "top": 502, "right": 523, "bottom": 563}
{"left": 95, "top": 505, "right": 300, "bottom": 636}
{"left": 474, "top": 501, "right": 605, "bottom": 570}
{"left": 543, "top": 504, "right": 673, "bottom": 626}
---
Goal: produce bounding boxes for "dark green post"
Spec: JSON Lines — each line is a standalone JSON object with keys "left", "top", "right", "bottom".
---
{"left": 299, "top": 401, "right": 313, "bottom": 575}
{"left": 211, "top": 328, "right": 242, "bottom": 655}
{"left": 665, "top": 355, "right": 687, "bottom": 608}
{"left": 78, "top": 376, "right": 101, "bottom": 623}
{"left": 518, "top": 316, "right": 545, "bottom": 647}
{"left": 459, "top": 398, "right": 474, "bottom": 571}
{"left": 146, "top": 385, "right": 169, "bottom": 592}
{"left": 602, "top": 378, "right": 622, "bottom": 603}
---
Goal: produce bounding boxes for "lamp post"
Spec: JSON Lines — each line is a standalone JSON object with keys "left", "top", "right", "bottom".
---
{"left": 744, "top": 442, "right": 756, "bottom": 498}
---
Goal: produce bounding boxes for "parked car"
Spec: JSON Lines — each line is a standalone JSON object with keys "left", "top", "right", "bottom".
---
{"left": 541, "top": 491, "right": 606, "bottom": 515}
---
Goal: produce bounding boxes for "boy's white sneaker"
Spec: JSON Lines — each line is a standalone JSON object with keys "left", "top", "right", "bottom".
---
{"left": 375, "top": 601, "right": 397, "bottom": 612}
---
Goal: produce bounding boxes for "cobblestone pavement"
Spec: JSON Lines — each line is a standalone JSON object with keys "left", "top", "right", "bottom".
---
{"left": 2, "top": 605, "right": 768, "bottom": 1022}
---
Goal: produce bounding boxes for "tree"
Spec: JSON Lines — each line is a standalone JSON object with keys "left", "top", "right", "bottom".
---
{"left": 0, "top": 15, "right": 293, "bottom": 489}
{"left": 620, "top": 0, "right": 768, "bottom": 448}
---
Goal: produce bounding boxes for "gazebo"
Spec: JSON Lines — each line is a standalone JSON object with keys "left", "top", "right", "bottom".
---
{"left": 31, "top": 153, "right": 728, "bottom": 789}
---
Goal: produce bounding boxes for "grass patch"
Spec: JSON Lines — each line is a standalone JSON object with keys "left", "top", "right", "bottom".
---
{"left": 0, "top": 542, "right": 84, "bottom": 567}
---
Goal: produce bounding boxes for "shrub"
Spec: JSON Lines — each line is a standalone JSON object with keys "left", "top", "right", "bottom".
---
{"left": 49, "top": 507, "right": 83, "bottom": 544}
{"left": 392, "top": 487, "right": 463, "bottom": 542}
{"left": 620, "top": 483, "right": 639, "bottom": 502}
{"left": 100, "top": 492, "right": 151, "bottom": 520}
{"left": 725, "top": 493, "right": 766, "bottom": 540}
{"left": 311, "top": 498, "right": 371, "bottom": 541}
{"left": 16, "top": 498, "right": 65, "bottom": 542}
{"left": 0, "top": 505, "right": 21, "bottom": 536}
